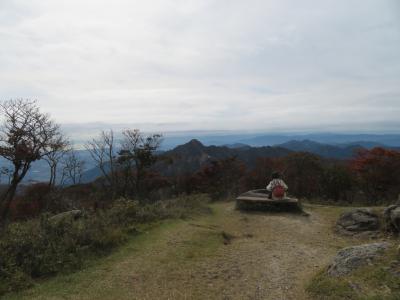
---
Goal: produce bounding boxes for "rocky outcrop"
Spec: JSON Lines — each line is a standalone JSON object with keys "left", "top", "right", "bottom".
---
{"left": 384, "top": 205, "right": 400, "bottom": 233}
{"left": 49, "top": 210, "right": 82, "bottom": 225}
{"left": 336, "top": 208, "right": 380, "bottom": 235}
{"left": 327, "top": 242, "right": 390, "bottom": 276}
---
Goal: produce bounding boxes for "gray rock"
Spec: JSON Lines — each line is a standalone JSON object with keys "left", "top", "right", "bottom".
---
{"left": 327, "top": 242, "right": 390, "bottom": 277}
{"left": 49, "top": 210, "right": 82, "bottom": 225}
{"left": 390, "top": 208, "right": 400, "bottom": 231}
{"left": 384, "top": 205, "right": 400, "bottom": 233}
{"left": 336, "top": 208, "right": 380, "bottom": 234}
{"left": 355, "top": 231, "right": 381, "bottom": 239}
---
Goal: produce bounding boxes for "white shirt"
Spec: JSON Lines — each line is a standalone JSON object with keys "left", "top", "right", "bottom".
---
{"left": 266, "top": 179, "right": 288, "bottom": 191}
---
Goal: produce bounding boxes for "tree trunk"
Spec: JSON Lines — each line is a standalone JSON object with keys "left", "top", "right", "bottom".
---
{"left": 0, "top": 183, "right": 18, "bottom": 221}
{"left": 135, "top": 165, "right": 144, "bottom": 200}
{"left": 52, "top": 164, "right": 57, "bottom": 186}
{"left": 49, "top": 165, "right": 55, "bottom": 186}
{"left": 0, "top": 164, "right": 29, "bottom": 222}
{"left": 47, "top": 161, "right": 58, "bottom": 187}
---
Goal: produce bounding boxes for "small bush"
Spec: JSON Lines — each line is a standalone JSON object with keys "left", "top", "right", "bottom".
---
{"left": 306, "top": 271, "right": 355, "bottom": 300}
{"left": 104, "top": 198, "right": 140, "bottom": 226}
{"left": 136, "top": 194, "right": 211, "bottom": 222}
{"left": 90, "top": 227, "right": 128, "bottom": 251}
{"left": 0, "top": 269, "right": 33, "bottom": 295}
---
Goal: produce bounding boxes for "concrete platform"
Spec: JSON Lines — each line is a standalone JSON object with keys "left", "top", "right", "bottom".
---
{"left": 236, "top": 189, "right": 302, "bottom": 212}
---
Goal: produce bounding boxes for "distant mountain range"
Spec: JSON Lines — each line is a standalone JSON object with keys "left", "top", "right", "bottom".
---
{"left": 74, "top": 139, "right": 291, "bottom": 182}
{"left": 0, "top": 149, "right": 97, "bottom": 184}
{"left": 1, "top": 133, "right": 399, "bottom": 184}
{"left": 274, "top": 140, "right": 362, "bottom": 159}
{"left": 160, "top": 133, "right": 400, "bottom": 149}
{"left": 78, "top": 138, "right": 397, "bottom": 182}
{"left": 235, "top": 134, "right": 400, "bottom": 148}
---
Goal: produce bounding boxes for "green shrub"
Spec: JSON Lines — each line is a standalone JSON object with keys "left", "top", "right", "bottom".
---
{"left": 90, "top": 227, "right": 128, "bottom": 251}
{"left": 0, "top": 212, "right": 126, "bottom": 295}
{"left": 0, "top": 268, "right": 33, "bottom": 295}
{"left": 136, "top": 194, "right": 210, "bottom": 222}
{"left": 306, "top": 271, "right": 355, "bottom": 300}
{"left": 104, "top": 198, "right": 140, "bottom": 226}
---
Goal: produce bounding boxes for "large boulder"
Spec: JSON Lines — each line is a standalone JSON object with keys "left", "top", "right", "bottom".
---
{"left": 384, "top": 205, "right": 400, "bottom": 233}
{"left": 336, "top": 208, "right": 380, "bottom": 234}
{"left": 49, "top": 210, "right": 82, "bottom": 225}
{"left": 327, "top": 242, "right": 390, "bottom": 277}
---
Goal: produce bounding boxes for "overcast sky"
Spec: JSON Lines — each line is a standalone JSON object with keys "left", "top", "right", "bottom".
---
{"left": 1, "top": 0, "right": 399, "bottom": 133}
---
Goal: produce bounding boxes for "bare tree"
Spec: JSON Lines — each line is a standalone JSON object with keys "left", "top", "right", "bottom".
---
{"left": 119, "top": 129, "right": 162, "bottom": 197}
{"left": 0, "top": 99, "right": 63, "bottom": 220}
{"left": 61, "top": 150, "right": 86, "bottom": 185}
{"left": 85, "top": 130, "right": 118, "bottom": 193}
{"left": 43, "top": 135, "right": 70, "bottom": 186}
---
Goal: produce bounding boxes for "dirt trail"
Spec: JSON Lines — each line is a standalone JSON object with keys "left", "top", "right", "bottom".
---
{"left": 7, "top": 203, "right": 353, "bottom": 300}
{"left": 176, "top": 203, "right": 349, "bottom": 300}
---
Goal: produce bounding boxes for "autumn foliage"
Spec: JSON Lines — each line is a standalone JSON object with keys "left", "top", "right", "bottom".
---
{"left": 174, "top": 147, "right": 400, "bottom": 204}
{"left": 7, "top": 147, "right": 400, "bottom": 220}
{"left": 190, "top": 157, "right": 246, "bottom": 200}
{"left": 350, "top": 147, "right": 400, "bottom": 202}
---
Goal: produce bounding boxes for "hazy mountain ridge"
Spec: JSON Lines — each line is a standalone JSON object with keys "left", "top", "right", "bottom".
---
{"left": 1, "top": 134, "right": 399, "bottom": 184}
{"left": 275, "top": 140, "right": 361, "bottom": 159}
{"left": 235, "top": 133, "right": 400, "bottom": 147}
{"left": 76, "top": 138, "right": 400, "bottom": 182}
{"left": 158, "top": 139, "right": 292, "bottom": 177}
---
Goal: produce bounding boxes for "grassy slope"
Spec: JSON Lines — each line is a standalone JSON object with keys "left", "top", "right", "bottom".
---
{"left": 2, "top": 202, "right": 397, "bottom": 300}
{"left": 3, "top": 210, "right": 224, "bottom": 300}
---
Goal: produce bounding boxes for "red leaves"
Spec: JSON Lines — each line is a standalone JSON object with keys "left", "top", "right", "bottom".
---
{"left": 351, "top": 147, "right": 400, "bottom": 174}
{"left": 350, "top": 147, "right": 400, "bottom": 201}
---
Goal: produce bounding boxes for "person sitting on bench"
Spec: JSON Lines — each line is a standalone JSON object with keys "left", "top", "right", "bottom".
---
{"left": 266, "top": 172, "right": 288, "bottom": 199}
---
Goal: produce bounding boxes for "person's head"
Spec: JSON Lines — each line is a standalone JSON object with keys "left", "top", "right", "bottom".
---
{"left": 271, "top": 171, "right": 281, "bottom": 179}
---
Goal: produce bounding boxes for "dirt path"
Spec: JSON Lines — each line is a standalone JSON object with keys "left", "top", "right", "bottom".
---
{"left": 175, "top": 203, "right": 350, "bottom": 300}
{"left": 6, "top": 202, "right": 353, "bottom": 300}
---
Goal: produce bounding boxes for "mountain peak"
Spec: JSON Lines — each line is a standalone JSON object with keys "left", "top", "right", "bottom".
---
{"left": 187, "top": 139, "right": 204, "bottom": 147}
{"left": 170, "top": 139, "right": 206, "bottom": 156}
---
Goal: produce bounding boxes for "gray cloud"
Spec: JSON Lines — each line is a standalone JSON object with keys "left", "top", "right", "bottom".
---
{"left": 0, "top": 0, "right": 399, "bottom": 132}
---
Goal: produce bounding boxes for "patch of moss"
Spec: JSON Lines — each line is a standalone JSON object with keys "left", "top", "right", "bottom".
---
{"left": 306, "top": 271, "right": 356, "bottom": 300}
